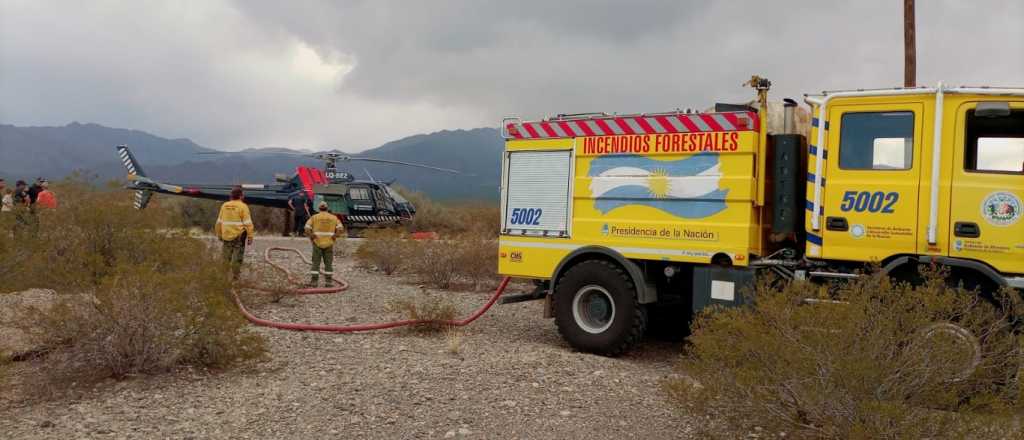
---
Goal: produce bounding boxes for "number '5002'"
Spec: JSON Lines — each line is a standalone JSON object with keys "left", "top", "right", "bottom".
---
{"left": 510, "top": 208, "right": 543, "bottom": 225}
{"left": 840, "top": 191, "right": 899, "bottom": 213}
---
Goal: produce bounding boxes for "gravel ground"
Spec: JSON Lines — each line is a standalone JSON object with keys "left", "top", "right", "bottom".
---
{"left": 0, "top": 237, "right": 694, "bottom": 439}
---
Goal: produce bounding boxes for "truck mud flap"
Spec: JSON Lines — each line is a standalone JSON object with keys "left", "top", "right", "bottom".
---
{"left": 692, "top": 266, "right": 756, "bottom": 313}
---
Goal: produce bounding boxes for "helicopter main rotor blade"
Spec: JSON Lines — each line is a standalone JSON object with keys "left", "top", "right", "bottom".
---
{"left": 195, "top": 150, "right": 459, "bottom": 173}
{"left": 347, "top": 157, "right": 461, "bottom": 174}
{"left": 197, "top": 151, "right": 317, "bottom": 157}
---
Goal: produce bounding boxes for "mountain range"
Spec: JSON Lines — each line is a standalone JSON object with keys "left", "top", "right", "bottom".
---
{"left": 0, "top": 122, "right": 503, "bottom": 200}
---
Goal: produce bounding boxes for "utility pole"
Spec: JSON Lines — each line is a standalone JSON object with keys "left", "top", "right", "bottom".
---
{"left": 904, "top": 0, "right": 916, "bottom": 87}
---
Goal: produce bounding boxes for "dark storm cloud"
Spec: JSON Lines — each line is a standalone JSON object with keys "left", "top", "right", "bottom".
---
{"left": 235, "top": 0, "right": 1023, "bottom": 112}
{"left": 1, "top": 0, "right": 1021, "bottom": 150}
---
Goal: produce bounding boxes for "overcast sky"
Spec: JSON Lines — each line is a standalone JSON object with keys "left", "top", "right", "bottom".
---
{"left": 1, "top": 0, "right": 1021, "bottom": 151}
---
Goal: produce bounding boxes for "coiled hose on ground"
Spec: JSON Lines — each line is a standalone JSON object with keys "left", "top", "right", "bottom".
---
{"left": 232, "top": 246, "right": 511, "bottom": 333}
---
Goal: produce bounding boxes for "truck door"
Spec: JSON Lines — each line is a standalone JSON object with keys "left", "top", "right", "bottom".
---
{"left": 820, "top": 103, "right": 924, "bottom": 261}
{"left": 949, "top": 103, "right": 1024, "bottom": 274}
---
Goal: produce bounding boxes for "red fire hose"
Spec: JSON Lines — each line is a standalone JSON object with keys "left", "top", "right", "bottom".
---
{"left": 232, "top": 246, "right": 511, "bottom": 333}
{"left": 241, "top": 247, "right": 350, "bottom": 295}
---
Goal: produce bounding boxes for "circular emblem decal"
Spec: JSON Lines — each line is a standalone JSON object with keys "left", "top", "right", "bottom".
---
{"left": 981, "top": 192, "right": 1021, "bottom": 227}
{"left": 850, "top": 224, "right": 866, "bottom": 239}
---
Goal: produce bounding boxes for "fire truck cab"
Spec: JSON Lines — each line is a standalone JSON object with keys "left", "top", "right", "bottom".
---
{"left": 498, "top": 78, "right": 1024, "bottom": 356}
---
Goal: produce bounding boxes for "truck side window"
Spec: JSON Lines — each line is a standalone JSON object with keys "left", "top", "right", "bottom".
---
{"left": 965, "top": 109, "right": 1024, "bottom": 175}
{"left": 839, "top": 111, "right": 915, "bottom": 170}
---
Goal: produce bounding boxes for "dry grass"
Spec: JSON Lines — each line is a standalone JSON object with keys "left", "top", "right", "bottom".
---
{"left": 354, "top": 208, "right": 499, "bottom": 291}
{"left": 0, "top": 356, "right": 9, "bottom": 391}
{"left": 392, "top": 186, "right": 499, "bottom": 236}
{"left": 667, "top": 270, "right": 1023, "bottom": 439}
{"left": 0, "top": 179, "right": 266, "bottom": 397}
{"left": 242, "top": 261, "right": 296, "bottom": 303}
{"left": 450, "top": 234, "right": 500, "bottom": 290}
{"left": 403, "top": 235, "right": 498, "bottom": 291}
{"left": 172, "top": 197, "right": 220, "bottom": 231}
{"left": 170, "top": 197, "right": 288, "bottom": 234}
{"left": 405, "top": 239, "right": 462, "bottom": 289}
{"left": 386, "top": 293, "right": 458, "bottom": 333}
{"left": 354, "top": 228, "right": 408, "bottom": 275}
{"left": 445, "top": 327, "right": 463, "bottom": 355}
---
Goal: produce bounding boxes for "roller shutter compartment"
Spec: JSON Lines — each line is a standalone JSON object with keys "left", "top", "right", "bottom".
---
{"left": 503, "top": 150, "right": 572, "bottom": 236}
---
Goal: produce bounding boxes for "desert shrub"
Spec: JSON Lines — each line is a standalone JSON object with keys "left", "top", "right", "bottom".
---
{"left": 0, "top": 213, "right": 24, "bottom": 282}
{"left": 19, "top": 264, "right": 264, "bottom": 378}
{"left": 358, "top": 231, "right": 498, "bottom": 290}
{"left": 386, "top": 293, "right": 457, "bottom": 332}
{"left": 667, "top": 270, "right": 1023, "bottom": 439}
{"left": 393, "top": 186, "right": 499, "bottom": 236}
{"left": 355, "top": 228, "right": 409, "bottom": 275}
{"left": 451, "top": 234, "right": 499, "bottom": 289}
{"left": 250, "top": 204, "right": 289, "bottom": 235}
{"left": 0, "top": 180, "right": 265, "bottom": 385}
{"left": 175, "top": 197, "right": 220, "bottom": 231}
{"left": 406, "top": 239, "right": 462, "bottom": 289}
{"left": 445, "top": 327, "right": 463, "bottom": 355}
{"left": 402, "top": 235, "right": 496, "bottom": 290}
{"left": 350, "top": 187, "right": 500, "bottom": 289}
{"left": 173, "top": 197, "right": 287, "bottom": 234}
{"left": 242, "top": 260, "right": 297, "bottom": 303}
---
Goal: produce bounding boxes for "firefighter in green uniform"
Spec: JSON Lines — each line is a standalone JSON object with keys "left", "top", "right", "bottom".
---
{"left": 215, "top": 187, "right": 255, "bottom": 279}
{"left": 305, "top": 201, "right": 344, "bottom": 286}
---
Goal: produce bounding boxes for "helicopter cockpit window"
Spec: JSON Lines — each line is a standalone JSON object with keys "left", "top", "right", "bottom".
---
{"left": 386, "top": 187, "right": 409, "bottom": 204}
{"left": 349, "top": 187, "right": 371, "bottom": 200}
{"left": 373, "top": 188, "right": 394, "bottom": 211}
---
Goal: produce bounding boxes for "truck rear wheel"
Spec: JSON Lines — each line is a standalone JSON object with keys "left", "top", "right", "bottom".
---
{"left": 553, "top": 260, "right": 647, "bottom": 356}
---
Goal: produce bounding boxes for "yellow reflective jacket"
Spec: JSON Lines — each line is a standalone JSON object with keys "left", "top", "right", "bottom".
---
{"left": 215, "top": 200, "right": 255, "bottom": 241}
{"left": 305, "top": 211, "right": 343, "bottom": 248}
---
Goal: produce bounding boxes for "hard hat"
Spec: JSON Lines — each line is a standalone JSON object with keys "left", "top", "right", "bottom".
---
{"left": 318, "top": 201, "right": 329, "bottom": 210}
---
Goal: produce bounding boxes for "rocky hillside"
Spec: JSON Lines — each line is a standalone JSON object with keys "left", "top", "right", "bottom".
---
{"left": 0, "top": 123, "right": 503, "bottom": 200}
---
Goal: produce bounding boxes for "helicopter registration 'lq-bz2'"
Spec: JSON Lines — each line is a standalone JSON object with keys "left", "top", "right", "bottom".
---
{"left": 116, "top": 145, "right": 460, "bottom": 232}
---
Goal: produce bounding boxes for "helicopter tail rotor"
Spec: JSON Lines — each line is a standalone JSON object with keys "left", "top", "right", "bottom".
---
{"left": 117, "top": 144, "right": 147, "bottom": 177}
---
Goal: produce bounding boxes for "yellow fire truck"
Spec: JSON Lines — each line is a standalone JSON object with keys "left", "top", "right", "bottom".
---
{"left": 498, "top": 77, "right": 1024, "bottom": 356}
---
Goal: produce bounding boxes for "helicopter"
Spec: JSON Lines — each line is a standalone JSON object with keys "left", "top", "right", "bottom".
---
{"left": 116, "top": 144, "right": 459, "bottom": 232}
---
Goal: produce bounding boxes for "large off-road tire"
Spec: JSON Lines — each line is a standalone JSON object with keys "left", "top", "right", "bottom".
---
{"left": 553, "top": 260, "right": 647, "bottom": 357}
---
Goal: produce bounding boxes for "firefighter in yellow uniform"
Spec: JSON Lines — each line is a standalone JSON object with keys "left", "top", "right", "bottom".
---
{"left": 215, "top": 187, "right": 255, "bottom": 279}
{"left": 305, "top": 201, "right": 344, "bottom": 286}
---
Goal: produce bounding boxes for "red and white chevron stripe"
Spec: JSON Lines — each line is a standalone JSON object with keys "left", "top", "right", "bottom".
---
{"left": 505, "top": 111, "right": 758, "bottom": 140}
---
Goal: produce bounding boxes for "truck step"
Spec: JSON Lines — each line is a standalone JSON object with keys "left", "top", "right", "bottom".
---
{"left": 500, "top": 290, "right": 547, "bottom": 305}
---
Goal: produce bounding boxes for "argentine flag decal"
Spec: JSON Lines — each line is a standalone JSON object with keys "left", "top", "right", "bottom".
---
{"left": 587, "top": 152, "right": 728, "bottom": 219}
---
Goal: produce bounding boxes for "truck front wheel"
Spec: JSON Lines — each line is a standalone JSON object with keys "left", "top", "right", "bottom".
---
{"left": 553, "top": 260, "right": 647, "bottom": 356}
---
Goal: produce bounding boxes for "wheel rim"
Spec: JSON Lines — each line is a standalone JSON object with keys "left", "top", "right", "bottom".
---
{"left": 572, "top": 285, "right": 616, "bottom": 334}
{"left": 917, "top": 322, "right": 982, "bottom": 383}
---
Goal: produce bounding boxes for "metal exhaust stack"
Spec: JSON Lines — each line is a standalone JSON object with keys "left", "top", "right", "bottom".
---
{"left": 782, "top": 98, "right": 797, "bottom": 134}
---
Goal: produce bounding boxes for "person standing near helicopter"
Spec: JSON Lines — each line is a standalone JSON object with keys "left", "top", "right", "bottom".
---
{"left": 215, "top": 187, "right": 254, "bottom": 279}
{"left": 304, "top": 201, "right": 344, "bottom": 287}
{"left": 288, "top": 190, "right": 311, "bottom": 237}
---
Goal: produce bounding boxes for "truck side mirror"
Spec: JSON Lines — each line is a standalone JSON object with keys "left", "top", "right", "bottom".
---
{"left": 975, "top": 101, "right": 1011, "bottom": 118}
